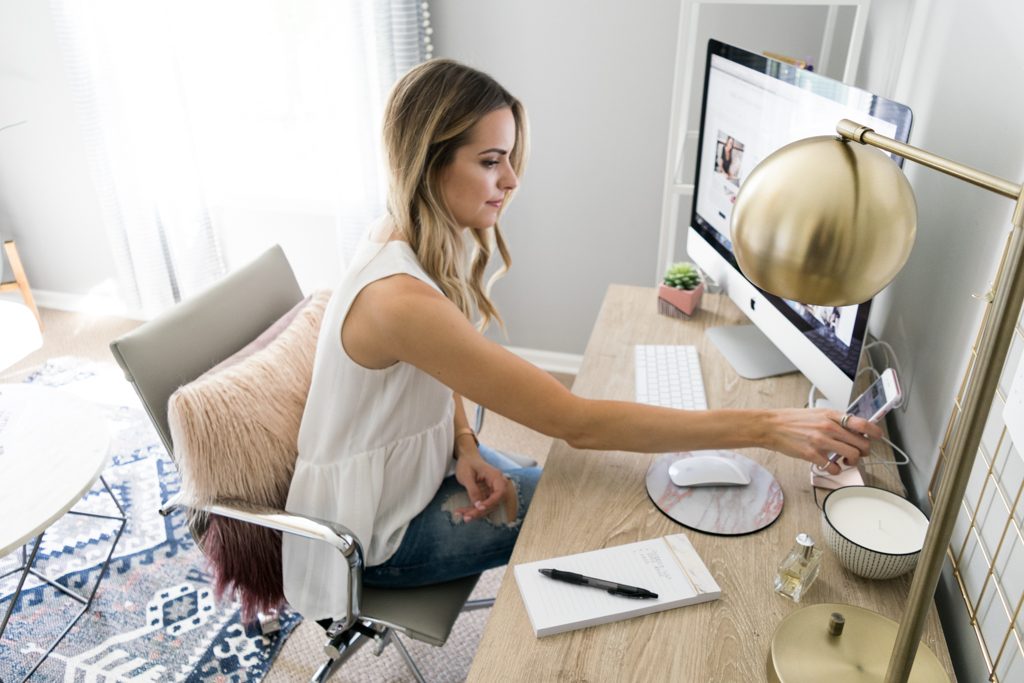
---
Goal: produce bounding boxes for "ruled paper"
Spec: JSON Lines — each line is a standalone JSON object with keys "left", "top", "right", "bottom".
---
{"left": 513, "top": 533, "right": 721, "bottom": 637}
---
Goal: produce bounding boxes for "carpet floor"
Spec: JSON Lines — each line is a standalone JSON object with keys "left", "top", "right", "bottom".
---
{"left": 1, "top": 357, "right": 300, "bottom": 682}
{"left": 2, "top": 307, "right": 569, "bottom": 682}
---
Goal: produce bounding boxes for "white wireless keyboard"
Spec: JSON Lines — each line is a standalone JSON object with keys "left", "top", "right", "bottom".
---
{"left": 635, "top": 345, "right": 708, "bottom": 410}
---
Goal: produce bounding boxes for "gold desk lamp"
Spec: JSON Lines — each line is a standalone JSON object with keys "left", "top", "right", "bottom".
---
{"left": 732, "top": 119, "right": 1024, "bottom": 682}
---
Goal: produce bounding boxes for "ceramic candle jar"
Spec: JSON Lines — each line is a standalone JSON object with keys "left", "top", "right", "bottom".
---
{"left": 821, "top": 486, "right": 929, "bottom": 580}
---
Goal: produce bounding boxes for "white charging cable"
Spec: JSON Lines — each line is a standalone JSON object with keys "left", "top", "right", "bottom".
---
{"left": 864, "top": 338, "right": 902, "bottom": 379}
{"left": 810, "top": 433, "right": 910, "bottom": 476}
{"left": 871, "top": 433, "right": 911, "bottom": 466}
{"left": 855, "top": 364, "right": 881, "bottom": 385}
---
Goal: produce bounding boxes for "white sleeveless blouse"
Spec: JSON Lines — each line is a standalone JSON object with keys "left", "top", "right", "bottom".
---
{"left": 282, "top": 237, "right": 455, "bottom": 620}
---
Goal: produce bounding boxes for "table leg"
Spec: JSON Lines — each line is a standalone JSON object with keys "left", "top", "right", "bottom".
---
{"left": 0, "top": 534, "right": 43, "bottom": 636}
{"left": 0, "top": 476, "right": 127, "bottom": 682}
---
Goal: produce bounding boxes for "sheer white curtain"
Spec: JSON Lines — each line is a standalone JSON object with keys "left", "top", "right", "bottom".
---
{"left": 52, "top": 0, "right": 432, "bottom": 317}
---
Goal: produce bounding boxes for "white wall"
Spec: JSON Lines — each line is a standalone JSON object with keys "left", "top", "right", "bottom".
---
{"left": 0, "top": 1, "right": 348, "bottom": 316}
{"left": 876, "top": 0, "right": 1024, "bottom": 497}
{"left": 0, "top": 1, "right": 114, "bottom": 304}
{"left": 869, "top": 1, "right": 1024, "bottom": 678}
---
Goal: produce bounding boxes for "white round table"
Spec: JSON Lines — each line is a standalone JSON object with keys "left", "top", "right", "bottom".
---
{"left": 0, "top": 384, "right": 122, "bottom": 682}
{"left": 0, "top": 384, "right": 111, "bottom": 555}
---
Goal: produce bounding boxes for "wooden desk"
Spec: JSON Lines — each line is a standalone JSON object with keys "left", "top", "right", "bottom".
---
{"left": 468, "top": 285, "right": 954, "bottom": 682}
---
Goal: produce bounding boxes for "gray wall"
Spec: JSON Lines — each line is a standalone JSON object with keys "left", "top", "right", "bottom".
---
{"left": 431, "top": 0, "right": 680, "bottom": 353}
{"left": 433, "top": 0, "right": 863, "bottom": 355}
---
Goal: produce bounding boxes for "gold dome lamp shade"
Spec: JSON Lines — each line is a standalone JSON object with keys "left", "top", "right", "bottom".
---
{"left": 732, "top": 132, "right": 918, "bottom": 307}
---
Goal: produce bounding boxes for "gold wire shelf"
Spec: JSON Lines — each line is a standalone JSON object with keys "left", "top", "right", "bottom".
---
{"left": 929, "top": 314, "right": 1024, "bottom": 682}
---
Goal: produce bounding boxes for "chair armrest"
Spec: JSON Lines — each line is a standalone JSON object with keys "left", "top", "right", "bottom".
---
{"left": 161, "top": 494, "right": 364, "bottom": 628}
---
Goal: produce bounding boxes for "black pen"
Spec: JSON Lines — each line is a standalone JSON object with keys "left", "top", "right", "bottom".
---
{"left": 539, "top": 568, "right": 658, "bottom": 599}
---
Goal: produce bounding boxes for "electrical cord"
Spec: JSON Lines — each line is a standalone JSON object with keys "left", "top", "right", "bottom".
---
{"left": 864, "top": 339, "right": 901, "bottom": 379}
{"left": 856, "top": 364, "right": 881, "bottom": 385}
{"left": 864, "top": 338, "right": 907, "bottom": 411}
{"left": 810, "top": 433, "right": 910, "bottom": 476}
{"left": 876, "top": 433, "right": 911, "bottom": 466}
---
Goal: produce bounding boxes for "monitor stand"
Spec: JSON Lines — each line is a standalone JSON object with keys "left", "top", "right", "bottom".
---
{"left": 706, "top": 324, "right": 797, "bottom": 380}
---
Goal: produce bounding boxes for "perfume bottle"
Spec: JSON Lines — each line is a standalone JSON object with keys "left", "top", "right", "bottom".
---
{"left": 773, "top": 533, "right": 822, "bottom": 602}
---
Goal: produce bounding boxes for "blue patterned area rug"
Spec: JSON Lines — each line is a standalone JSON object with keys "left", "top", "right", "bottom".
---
{"left": 0, "top": 358, "right": 300, "bottom": 682}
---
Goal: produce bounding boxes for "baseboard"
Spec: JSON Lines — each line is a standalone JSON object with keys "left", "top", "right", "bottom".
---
{"left": 29, "top": 289, "right": 135, "bottom": 319}
{"left": 504, "top": 345, "right": 582, "bottom": 376}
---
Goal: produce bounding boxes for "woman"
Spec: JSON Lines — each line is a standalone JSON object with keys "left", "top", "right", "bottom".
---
{"left": 282, "top": 60, "right": 880, "bottom": 621}
{"left": 717, "top": 136, "right": 739, "bottom": 180}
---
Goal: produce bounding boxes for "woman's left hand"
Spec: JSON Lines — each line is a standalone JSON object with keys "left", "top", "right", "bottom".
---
{"left": 454, "top": 452, "right": 508, "bottom": 522}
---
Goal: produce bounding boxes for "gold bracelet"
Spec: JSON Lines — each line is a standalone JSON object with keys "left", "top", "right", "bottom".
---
{"left": 454, "top": 428, "right": 479, "bottom": 459}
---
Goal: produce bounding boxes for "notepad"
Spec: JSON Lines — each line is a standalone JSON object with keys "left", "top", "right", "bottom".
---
{"left": 513, "top": 533, "right": 721, "bottom": 637}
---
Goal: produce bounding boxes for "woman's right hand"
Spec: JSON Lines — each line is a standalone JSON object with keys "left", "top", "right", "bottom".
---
{"left": 454, "top": 451, "right": 509, "bottom": 522}
{"left": 766, "top": 408, "right": 882, "bottom": 474}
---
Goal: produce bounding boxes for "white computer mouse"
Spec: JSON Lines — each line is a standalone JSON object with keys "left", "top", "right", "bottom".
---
{"left": 668, "top": 454, "right": 751, "bottom": 487}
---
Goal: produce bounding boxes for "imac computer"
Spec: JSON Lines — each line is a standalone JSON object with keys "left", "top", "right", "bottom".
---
{"left": 688, "top": 40, "right": 913, "bottom": 408}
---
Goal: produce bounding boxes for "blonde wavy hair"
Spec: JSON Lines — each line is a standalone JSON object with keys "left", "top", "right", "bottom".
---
{"left": 382, "top": 59, "right": 528, "bottom": 331}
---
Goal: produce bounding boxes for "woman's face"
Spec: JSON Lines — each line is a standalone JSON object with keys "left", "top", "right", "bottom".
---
{"left": 439, "top": 107, "right": 519, "bottom": 230}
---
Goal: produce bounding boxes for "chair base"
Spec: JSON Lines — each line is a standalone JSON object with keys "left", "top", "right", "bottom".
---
{"left": 313, "top": 619, "right": 428, "bottom": 683}
{"left": 312, "top": 596, "right": 496, "bottom": 682}
{"left": 312, "top": 620, "right": 377, "bottom": 683}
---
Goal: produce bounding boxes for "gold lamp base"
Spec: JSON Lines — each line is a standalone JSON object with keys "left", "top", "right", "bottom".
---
{"left": 767, "top": 603, "right": 949, "bottom": 683}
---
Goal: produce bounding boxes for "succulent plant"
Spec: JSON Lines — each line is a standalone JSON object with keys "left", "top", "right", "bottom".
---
{"left": 663, "top": 261, "right": 702, "bottom": 290}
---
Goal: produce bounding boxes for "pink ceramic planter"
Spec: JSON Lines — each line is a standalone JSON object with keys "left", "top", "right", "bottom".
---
{"left": 657, "top": 282, "right": 704, "bottom": 317}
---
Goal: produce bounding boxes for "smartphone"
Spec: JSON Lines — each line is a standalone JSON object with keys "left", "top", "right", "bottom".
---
{"left": 847, "top": 367, "right": 903, "bottom": 423}
{"left": 820, "top": 368, "right": 902, "bottom": 470}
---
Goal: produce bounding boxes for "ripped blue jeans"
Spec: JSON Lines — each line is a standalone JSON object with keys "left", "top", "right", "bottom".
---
{"left": 362, "top": 444, "right": 541, "bottom": 588}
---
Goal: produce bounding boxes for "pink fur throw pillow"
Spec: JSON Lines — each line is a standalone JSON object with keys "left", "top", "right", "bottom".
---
{"left": 167, "top": 289, "right": 330, "bottom": 620}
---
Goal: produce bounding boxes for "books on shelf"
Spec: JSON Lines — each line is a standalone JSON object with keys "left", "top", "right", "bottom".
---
{"left": 513, "top": 533, "right": 721, "bottom": 637}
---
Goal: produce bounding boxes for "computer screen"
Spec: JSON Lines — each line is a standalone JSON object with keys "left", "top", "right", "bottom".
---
{"left": 688, "top": 40, "right": 913, "bottom": 407}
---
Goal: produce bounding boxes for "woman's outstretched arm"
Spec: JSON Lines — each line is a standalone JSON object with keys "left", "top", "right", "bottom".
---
{"left": 343, "top": 274, "right": 881, "bottom": 474}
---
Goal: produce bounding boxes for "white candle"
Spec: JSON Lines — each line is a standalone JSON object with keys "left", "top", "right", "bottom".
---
{"left": 826, "top": 487, "right": 928, "bottom": 555}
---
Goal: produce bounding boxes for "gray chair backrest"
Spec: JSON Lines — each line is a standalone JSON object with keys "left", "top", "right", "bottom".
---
{"left": 109, "top": 245, "right": 304, "bottom": 458}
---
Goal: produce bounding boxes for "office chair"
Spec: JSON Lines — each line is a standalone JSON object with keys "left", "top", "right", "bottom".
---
{"left": 109, "top": 245, "right": 532, "bottom": 682}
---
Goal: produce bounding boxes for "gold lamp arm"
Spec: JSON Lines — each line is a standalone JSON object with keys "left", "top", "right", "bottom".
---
{"left": 837, "top": 119, "right": 1024, "bottom": 683}
{"left": 837, "top": 119, "right": 1021, "bottom": 200}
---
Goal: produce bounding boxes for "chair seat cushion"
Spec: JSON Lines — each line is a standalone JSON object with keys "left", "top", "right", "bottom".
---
{"left": 361, "top": 574, "right": 481, "bottom": 647}
{"left": 167, "top": 289, "right": 330, "bottom": 618}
